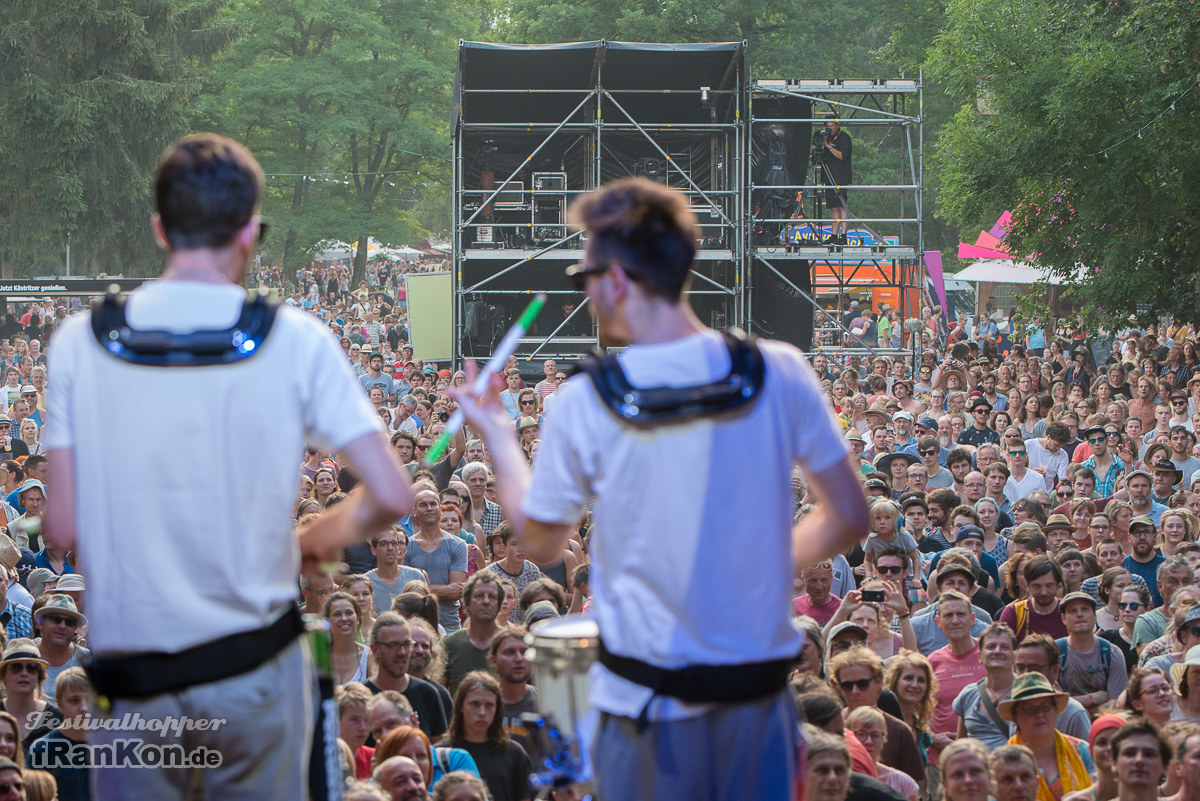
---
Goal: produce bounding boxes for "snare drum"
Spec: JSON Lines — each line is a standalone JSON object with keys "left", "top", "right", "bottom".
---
{"left": 525, "top": 615, "right": 598, "bottom": 736}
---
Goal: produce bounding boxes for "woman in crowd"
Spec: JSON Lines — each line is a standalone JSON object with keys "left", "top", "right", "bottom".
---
{"left": 999, "top": 672, "right": 1094, "bottom": 801}
{"left": 791, "top": 616, "right": 825, "bottom": 680}
{"left": 991, "top": 410, "right": 1014, "bottom": 438}
{"left": 309, "top": 467, "right": 339, "bottom": 509}
{"left": 1068, "top": 499, "right": 1097, "bottom": 551}
{"left": 376, "top": 724, "right": 480, "bottom": 793}
{"left": 1055, "top": 549, "right": 1089, "bottom": 594}
{"left": 1137, "top": 441, "right": 1172, "bottom": 474}
{"left": 0, "top": 641, "right": 60, "bottom": 760}
{"left": 883, "top": 650, "right": 937, "bottom": 767}
{"left": 1016, "top": 394, "right": 1048, "bottom": 440}
{"left": 976, "top": 498, "right": 1009, "bottom": 565}
{"left": 393, "top": 590, "right": 441, "bottom": 634}
{"left": 440, "top": 503, "right": 486, "bottom": 576}
{"left": 847, "top": 591, "right": 903, "bottom": 661}
{"left": 1123, "top": 667, "right": 1175, "bottom": 727}
{"left": 18, "top": 420, "right": 41, "bottom": 456}
{"left": 1001, "top": 551, "right": 1032, "bottom": 605}
{"left": 1159, "top": 508, "right": 1198, "bottom": 558}
{"left": 939, "top": 739, "right": 992, "bottom": 801}
{"left": 1094, "top": 567, "right": 1134, "bottom": 631}
{"left": 847, "top": 706, "right": 919, "bottom": 801}
{"left": 845, "top": 394, "right": 870, "bottom": 434}
{"left": 325, "top": 591, "right": 370, "bottom": 686}
{"left": 341, "top": 575, "right": 377, "bottom": 642}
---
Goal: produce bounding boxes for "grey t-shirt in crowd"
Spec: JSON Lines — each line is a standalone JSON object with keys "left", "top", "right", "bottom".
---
{"left": 405, "top": 534, "right": 468, "bottom": 631}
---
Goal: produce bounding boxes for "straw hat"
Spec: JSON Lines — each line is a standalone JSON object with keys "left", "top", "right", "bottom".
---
{"left": 998, "top": 672, "right": 1068, "bottom": 721}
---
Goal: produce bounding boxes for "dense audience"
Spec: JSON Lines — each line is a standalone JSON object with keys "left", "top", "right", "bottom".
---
{"left": 2, "top": 272, "right": 1198, "bottom": 800}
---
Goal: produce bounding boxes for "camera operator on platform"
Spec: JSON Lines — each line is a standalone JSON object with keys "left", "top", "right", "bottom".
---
{"left": 453, "top": 177, "right": 868, "bottom": 801}
{"left": 821, "top": 116, "right": 853, "bottom": 244}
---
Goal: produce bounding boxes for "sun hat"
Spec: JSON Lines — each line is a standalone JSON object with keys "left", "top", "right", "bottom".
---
{"left": 998, "top": 672, "right": 1069, "bottom": 721}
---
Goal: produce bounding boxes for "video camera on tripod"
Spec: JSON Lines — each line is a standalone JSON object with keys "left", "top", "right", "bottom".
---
{"left": 811, "top": 128, "right": 826, "bottom": 155}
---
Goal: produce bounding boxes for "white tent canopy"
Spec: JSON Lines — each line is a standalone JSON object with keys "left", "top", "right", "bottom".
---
{"left": 952, "top": 259, "right": 1072, "bottom": 285}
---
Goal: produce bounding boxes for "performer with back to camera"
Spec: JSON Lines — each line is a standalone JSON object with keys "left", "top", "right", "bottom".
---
{"left": 453, "top": 177, "right": 869, "bottom": 800}
{"left": 44, "top": 133, "right": 412, "bottom": 799}
{"left": 820, "top": 116, "right": 853, "bottom": 244}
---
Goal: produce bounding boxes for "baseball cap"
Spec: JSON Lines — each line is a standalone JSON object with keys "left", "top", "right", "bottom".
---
{"left": 936, "top": 561, "right": 976, "bottom": 587}
{"left": 955, "top": 525, "right": 985, "bottom": 542}
{"left": 1059, "top": 591, "right": 1097, "bottom": 613}
{"left": 1129, "top": 514, "right": 1156, "bottom": 530}
{"left": 19, "top": 385, "right": 35, "bottom": 395}
{"left": 524, "top": 601, "right": 559, "bottom": 628}
{"left": 1127, "top": 469, "right": 1153, "bottom": 484}
{"left": 916, "top": 416, "right": 939, "bottom": 431}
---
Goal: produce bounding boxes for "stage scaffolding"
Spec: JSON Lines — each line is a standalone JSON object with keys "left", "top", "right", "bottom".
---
{"left": 748, "top": 77, "right": 925, "bottom": 361}
{"left": 451, "top": 41, "right": 925, "bottom": 367}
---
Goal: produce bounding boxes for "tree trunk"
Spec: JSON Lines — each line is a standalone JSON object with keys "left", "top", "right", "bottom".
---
{"left": 353, "top": 234, "right": 368, "bottom": 289}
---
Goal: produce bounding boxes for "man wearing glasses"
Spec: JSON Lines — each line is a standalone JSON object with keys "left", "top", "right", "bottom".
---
{"left": 365, "top": 612, "right": 450, "bottom": 739}
{"left": 1082, "top": 423, "right": 1128, "bottom": 497}
{"left": 1124, "top": 515, "right": 1168, "bottom": 606}
{"left": 453, "top": 178, "right": 866, "bottom": 800}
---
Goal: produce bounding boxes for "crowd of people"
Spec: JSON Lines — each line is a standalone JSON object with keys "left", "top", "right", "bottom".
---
{"left": 791, "top": 318, "right": 1200, "bottom": 801}
{"left": 0, "top": 138, "right": 1197, "bottom": 801}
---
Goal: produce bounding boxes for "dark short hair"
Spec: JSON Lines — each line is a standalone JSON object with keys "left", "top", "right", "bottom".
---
{"left": 876, "top": 544, "right": 910, "bottom": 570}
{"left": 1111, "top": 718, "right": 1172, "bottom": 766}
{"left": 1023, "top": 554, "right": 1064, "bottom": 586}
{"left": 154, "top": 133, "right": 263, "bottom": 250}
{"left": 568, "top": 178, "right": 697, "bottom": 300}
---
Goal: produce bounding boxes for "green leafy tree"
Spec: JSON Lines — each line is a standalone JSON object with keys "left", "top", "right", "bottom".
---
{"left": 0, "top": 0, "right": 235, "bottom": 276}
{"left": 197, "top": 0, "right": 464, "bottom": 283}
{"left": 929, "top": 0, "right": 1200, "bottom": 324}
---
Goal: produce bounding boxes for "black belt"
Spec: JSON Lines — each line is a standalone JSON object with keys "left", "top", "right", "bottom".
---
{"left": 597, "top": 639, "right": 795, "bottom": 708}
{"left": 86, "top": 605, "right": 306, "bottom": 701}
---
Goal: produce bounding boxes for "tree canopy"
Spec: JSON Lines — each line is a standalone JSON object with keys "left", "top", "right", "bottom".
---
{"left": 929, "top": 0, "right": 1200, "bottom": 323}
{"left": 0, "top": 0, "right": 235, "bottom": 276}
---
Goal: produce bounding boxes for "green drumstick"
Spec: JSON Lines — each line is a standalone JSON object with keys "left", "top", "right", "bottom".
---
{"left": 422, "top": 293, "right": 547, "bottom": 467}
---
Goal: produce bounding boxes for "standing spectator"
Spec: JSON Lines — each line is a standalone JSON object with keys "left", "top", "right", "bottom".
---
{"left": 989, "top": 745, "right": 1041, "bottom": 801}
{"left": 998, "top": 672, "right": 1094, "bottom": 800}
{"left": 405, "top": 487, "right": 468, "bottom": 632}
{"left": 442, "top": 573, "right": 503, "bottom": 697}
{"left": 1110, "top": 720, "right": 1171, "bottom": 801}
{"left": 827, "top": 647, "right": 925, "bottom": 787}
{"left": 27, "top": 667, "right": 92, "bottom": 801}
{"left": 1124, "top": 516, "right": 1168, "bottom": 606}
{"left": 793, "top": 561, "right": 842, "bottom": 627}
{"left": 367, "top": 530, "right": 428, "bottom": 615}
{"left": 998, "top": 557, "right": 1068, "bottom": 644}
{"left": 441, "top": 672, "right": 531, "bottom": 801}
{"left": 490, "top": 628, "right": 537, "bottom": 750}
{"left": 1057, "top": 592, "right": 1127, "bottom": 714}
{"left": 953, "top": 622, "right": 1017, "bottom": 748}
{"left": 1012, "top": 635, "right": 1091, "bottom": 739}
{"left": 928, "top": 591, "right": 986, "bottom": 763}
{"left": 366, "top": 613, "right": 451, "bottom": 740}
{"left": 33, "top": 597, "right": 88, "bottom": 703}
{"left": 482, "top": 525, "right": 542, "bottom": 625}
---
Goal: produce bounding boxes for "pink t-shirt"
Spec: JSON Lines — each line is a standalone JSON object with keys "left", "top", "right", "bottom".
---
{"left": 792, "top": 594, "right": 842, "bottom": 627}
{"left": 928, "top": 642, "right": 985, "bottom": 761}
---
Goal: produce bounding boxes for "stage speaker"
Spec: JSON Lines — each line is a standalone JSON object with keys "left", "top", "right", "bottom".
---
{"left": 532, "top": 196, "right": 566, "bottom": 242}
{"left": 751, "top": 258, "right": 813, "bottom": 351}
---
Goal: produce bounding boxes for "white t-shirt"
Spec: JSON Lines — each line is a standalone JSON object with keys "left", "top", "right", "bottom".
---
{"left": 522, "top": 330, "right": 848, "bottom": 720}
{"left": 46, "top": 281, "right": 383, "bottom": 654}
{"left": 1024, "top": 437, "right": 1067, "bottom": 485}
{"left": 1005, "top": 468, "right": 1048, "bottom": 504}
